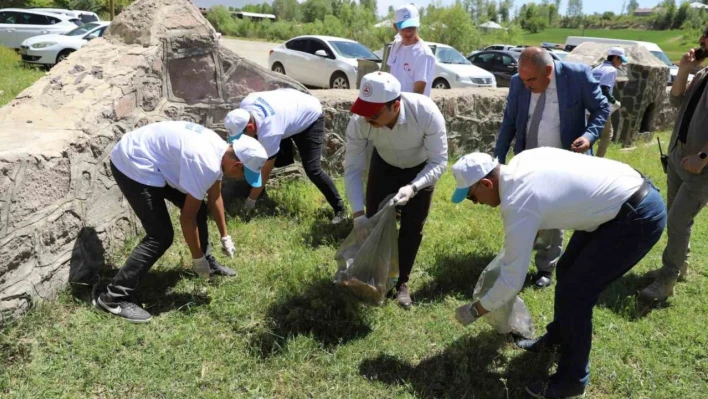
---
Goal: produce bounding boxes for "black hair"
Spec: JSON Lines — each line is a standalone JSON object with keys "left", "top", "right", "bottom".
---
{"left": 385, "top": 95, "right": 402, "bottom": 109}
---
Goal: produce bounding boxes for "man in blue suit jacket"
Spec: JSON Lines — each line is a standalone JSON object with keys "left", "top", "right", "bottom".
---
{"left": 494, "top": 47, "right": 610, "bottom": 289}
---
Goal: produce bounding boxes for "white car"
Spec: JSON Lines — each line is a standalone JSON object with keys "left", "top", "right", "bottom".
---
{"left": 269, "top": 35, "right": 380, "bottom": 89}
{"left": 0, "top": 8, "right": 82, "bottom": 49}
{"left": 30, "top": 8, "right": 100, "bottom": 24}
{"left": 427, "top": 43, "right": 496, "bottom": 89}
{"left": 20, "top": 21, "right": 110, "bottom": 66}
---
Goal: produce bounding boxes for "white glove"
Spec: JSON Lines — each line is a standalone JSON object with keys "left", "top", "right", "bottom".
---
{"left": 611, "top": 101, "right": 622, "bottom": 112}
{"left": 393, "top": 185, "right": 416, "bottom": 206}
{"left": 221, "top": 235, "right": 235, "bottom": 258}
{"left": 192, "top": 256, "right": 210, "bottom": 279}
{"left": 455, "top": 303, "right": 481, "bottom": 326}
{"left": 244, "top": 197, "right": 257, "bottom": 212}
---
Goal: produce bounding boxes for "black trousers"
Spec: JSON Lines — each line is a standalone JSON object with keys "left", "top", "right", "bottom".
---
{"left": 365, "top": 150, "right": 434, "bottom": 287}
{"left": 275, "top": 116, "right": 344, "bottom": 212}
{"left": 106, "top": 161, "right": 210, "bottom": 301}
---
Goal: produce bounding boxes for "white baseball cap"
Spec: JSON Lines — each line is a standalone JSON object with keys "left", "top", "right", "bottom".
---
{"left": 395, "top": 4, "right": 420, "bottom": 30}
{"left": 224, "top": 109, "right": 251, "bottom": 139}
{"left": 229, "top": 133, "right": 267, "bottom": 188}
{"left": 608, "top": 47, "right": 628, "bottom": 63}
{"left": 451, "top": 153, "right": 499, "bottom": 203}
{"left": 350, "top": 71, "right": 401, "bottom": 118}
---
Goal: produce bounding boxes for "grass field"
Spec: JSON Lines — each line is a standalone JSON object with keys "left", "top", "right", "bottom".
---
{"left": 520, "top": 28, "right": 692, "bottom": 62}
{"left": 1, "top": 132, "right": 707, "bottom": 398}
{"left": 0, "top": 46, "right": 45, "bottom": 108}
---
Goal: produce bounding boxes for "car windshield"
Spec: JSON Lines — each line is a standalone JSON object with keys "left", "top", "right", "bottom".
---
{"left": 64, "top": 22, "right": 100, "bottom": 36}
{"left": 435, "top": 47, "right": 471, "bottom": 64}
{"left": 329, "top": 41, "right": 380, "bottom": 60}
{"left": 650, "top": 51, "right": 673, "bottom": 66}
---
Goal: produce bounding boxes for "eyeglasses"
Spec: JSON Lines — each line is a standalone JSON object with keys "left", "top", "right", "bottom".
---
{"left": 466, "top": 183, "right": 480, "bottom": 203}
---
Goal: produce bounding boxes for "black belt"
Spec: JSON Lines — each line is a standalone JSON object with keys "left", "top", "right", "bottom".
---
{"left": 615, "top": 179, "right": 652, "bottom": 219}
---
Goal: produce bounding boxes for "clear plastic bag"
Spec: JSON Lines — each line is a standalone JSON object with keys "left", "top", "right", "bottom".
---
{"left": 333, "top": 195, "right": 399, "bottom": 305}
{"left": 471, "top": 250, "right": 535, "bottom": 338}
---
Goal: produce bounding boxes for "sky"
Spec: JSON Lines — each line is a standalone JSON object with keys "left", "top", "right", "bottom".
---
{"left": 192, "top": 0, "right": 664, "bottom": 18}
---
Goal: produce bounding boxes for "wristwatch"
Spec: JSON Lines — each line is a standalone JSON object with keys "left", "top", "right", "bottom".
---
{"left": 699, "top": 152, "right": 707, "bottom": 160}
{"left": 470, "top": 303, "right": 481, "bottom": 318}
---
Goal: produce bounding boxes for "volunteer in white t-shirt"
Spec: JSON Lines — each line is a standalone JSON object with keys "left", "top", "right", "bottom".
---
{"left": 591, "top": 47, "right": 627, "bottom": 157}
{"left": 96, "top": 121, "right": 267, "bottom": 323}
{"left": 345, "top": 71, "right": 448, "bottom": 308}
{"left": 387, "top": 4, "right": 436, "bottom": 97}
{"left": 224, "top": 88, "right": 346, "bottom": 224}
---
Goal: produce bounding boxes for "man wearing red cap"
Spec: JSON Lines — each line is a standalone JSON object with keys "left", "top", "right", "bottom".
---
{"left": 344, "top": 71, "right": 448, "bottom": 308}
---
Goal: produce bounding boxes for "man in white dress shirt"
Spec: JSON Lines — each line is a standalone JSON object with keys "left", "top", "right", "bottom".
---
{"left": 387, "top": 4, "right": 436, "bottom": 97}
{"left": 451, "top": 148, "right": 666, "bottom": 398}
{"left": 344, "top": 71, "right": 448, "bottom": 308}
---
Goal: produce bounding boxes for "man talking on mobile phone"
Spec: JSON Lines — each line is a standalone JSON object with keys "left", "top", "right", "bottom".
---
{"left": 640, "top": 23, "right": 708, "bottom": 302}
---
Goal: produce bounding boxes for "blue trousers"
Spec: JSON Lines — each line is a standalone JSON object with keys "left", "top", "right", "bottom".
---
{"left": 544, "top": 183, "right": 667, "bottom": 385}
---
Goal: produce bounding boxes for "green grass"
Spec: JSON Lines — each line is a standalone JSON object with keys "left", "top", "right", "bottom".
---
{"left": 520, "top": 28, "right": 690, "bottom": 63}
{"left": 0, "top": 46, "right": 45, "bottom": 108}
{"left": 1, "top": 132, "right": 707, "bottom": 398}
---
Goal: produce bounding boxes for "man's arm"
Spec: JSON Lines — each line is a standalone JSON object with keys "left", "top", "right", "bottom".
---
{"left": 207, "top": 180, "right": 227, "bottom": 238}
{"left": 412, "top": 53, "right": 436, "bottom": 95}
{"left": 343, "top": 117, "right": 369, "bottom": 217}
{"left": 494, "top": 77, "right": 519, "bottom": 164}
{"left": 410, "top": 104, "right": 448, "bottom": 191}
{"left": 671, "top": 49, "right": 703, "bottom": 106}
{"left": 248, "top": 158, "right": 276, "bottom": 200}
{"left": 581, "top": 66, "right": 610, "bottom": 146}
{"left": 181, "top": 194, "right": 205, "bottom": 259}
{"left": 413, "top": 81, "right": 427, "bottom": 94}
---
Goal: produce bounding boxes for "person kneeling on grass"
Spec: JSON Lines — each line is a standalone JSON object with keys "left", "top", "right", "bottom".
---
{"left": 452, "top": 147, "right": 666, "bottom": 398}
{"left": 94, "top": 121, "right": 267, "bottom": 323}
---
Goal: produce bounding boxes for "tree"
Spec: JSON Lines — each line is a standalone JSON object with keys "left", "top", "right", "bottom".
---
{"left": 673, "top": 1, "right": 690, "bottom": 29}
{"left": 272, "top": 0, "right": 302, "bottom": 21}
{"left": 360, "top": 0, "right": 377, "bottom": 14}
{"left": 499, "top": 0, "right": 510, "bottom": 22}
{"left": 487, "top": 1, "right": 498, "bottom": 21}
{"left": 302, "top": 0, "right": 333, "bottom": 22}
{"left": 566, "top": 0, "right": 583, "bottom": 17}
{"left": 626, "top": 0, "right": 639, "bottom": 15}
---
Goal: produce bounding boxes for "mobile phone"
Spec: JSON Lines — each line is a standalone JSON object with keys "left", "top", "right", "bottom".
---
{"left": 694, "top": 47, "right": 707, "bottom": 62}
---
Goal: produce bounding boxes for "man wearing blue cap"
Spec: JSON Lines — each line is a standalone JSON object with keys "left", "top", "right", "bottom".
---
{"left": 95, "top": 121, "right": 268, "bottom": 323}
{"left": 388, "top": 4, "right": 436, "bottom": 97}
{"left": 591, "top": 47, "right": 627, "bottom": 157}
{"left": 450, "top": 148, "right": 666, "bottom": 398}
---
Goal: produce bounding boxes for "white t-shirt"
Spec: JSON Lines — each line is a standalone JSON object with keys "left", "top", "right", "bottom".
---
{"left": 110, "top": 121, "right": 228, "bottom": 201}
{"left": 239, "top": 88, "right": 322, "bottom": 158}
{"left": 592, "top": 61, "right": 618, "bottom": 90}
{"left": 387, "top": 38, "right": 436, "bottom": 97}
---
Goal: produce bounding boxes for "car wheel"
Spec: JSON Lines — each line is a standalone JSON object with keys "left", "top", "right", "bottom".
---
{"left": 433, "top": 78, "right": 450, "bottom": 89}
{"left": 272, "top": 62, "right": 285, "bottom": 75}
{"left": 56, "top": 50, "right": 74, "bottom": 65}
{"left": 330, "top": 72, "right": 349, "bottom": 89}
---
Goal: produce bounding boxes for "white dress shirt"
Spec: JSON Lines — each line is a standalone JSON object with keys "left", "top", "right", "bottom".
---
{"left": 344, "top": 92, "right": 448, "bottom": 213}
{"left": 479, "top": 147, "right": 644, "bottom": 311}
{"left": 526, "top": 70, "right": 562, "bottom": 149}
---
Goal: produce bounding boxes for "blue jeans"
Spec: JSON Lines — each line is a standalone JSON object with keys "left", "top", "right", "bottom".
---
{"left": 543, "top": 182, "right": 667, "bottom": 385}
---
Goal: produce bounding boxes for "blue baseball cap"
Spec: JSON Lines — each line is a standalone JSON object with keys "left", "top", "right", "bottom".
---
{"left": 395, "top": 4, "right": 420, "bottom": 30}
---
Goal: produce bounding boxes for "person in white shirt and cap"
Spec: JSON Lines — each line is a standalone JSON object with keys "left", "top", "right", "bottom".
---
{"left": 451, "top": 147, "right": 666, "bottom": 399}
{"left": 95, "top": 121, "right": 268, "bottom": 323}
{"left": 224, "top": 88, "right": 347, "bottom": 224}
{"left": 388, "top": 4, "right": 436, "bottom": 97}
{"left": 591, "top": 47, "right": 628, "bottom": 157}
{"left": 345, "top": 71, "right": 448, "bottom": 308}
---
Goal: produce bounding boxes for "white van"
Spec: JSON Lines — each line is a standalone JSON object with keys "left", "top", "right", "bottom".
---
{"left": 564, "top": 36, "right": 682, "bottom": 85}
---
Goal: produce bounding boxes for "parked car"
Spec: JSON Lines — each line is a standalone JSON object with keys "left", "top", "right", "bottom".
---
{"left": 30, "top": 8, "right": 100, "bottom": 24}
{"left": 483, "top": 44, "right": 517, "bottom": 51}
{"left": 427, "top": 42, "right": 496, "bottom": 89}
{"left": 20, "top": 21, "right": 110, "bottom": 66}
{"left": 0, "top": 8, "right": 82, "bottom": 50}
{"left": 467, "top": 50, "right": 519, "bottom": 88}
{"left": 268, "top": 35, "right": 380, "bottom": 89}
{"left": 508, "top": 46, "right": 565, "bottom": 61}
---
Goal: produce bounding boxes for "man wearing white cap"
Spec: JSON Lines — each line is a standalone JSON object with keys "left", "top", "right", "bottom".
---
{"left": 591, "top": 47, "right": 627, "bottom": 157}
{"left": 450, "top": 147, "right": 666, "bottom": 398}
{"left": 388, "top": 4, "right": 436, "bottom": 97}
{"left": 345, "top": 71, "right": 448, "bottom": 308}
{"left": 95, "top": 121, "right": 267, "bottom": 323}
{"left": 224, "top": 88, "right": 346, "bottom": 224}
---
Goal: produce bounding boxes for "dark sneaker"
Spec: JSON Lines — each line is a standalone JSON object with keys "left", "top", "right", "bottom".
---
{"left": 95, "top": 293, "right": 152, "bottom": 323}
{"left": 206, "top": 254, "right": 237, "bottom": 277}
{"left": 331, "top": 210, "right": 347, "bottom": 225}
{"left": 526, "top": 376, "right": 586, "bottom": 399}
{"left": 533, "top": 271, "right": 553, "bottom": 288}
{"left": 396, "top": 283, "right": 413, "bottom": 309}
{"left": 515, "top": 334, "right": 559, "bottom": 353}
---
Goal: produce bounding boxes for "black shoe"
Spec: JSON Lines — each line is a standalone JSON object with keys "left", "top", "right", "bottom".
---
{"left": 95, "top": 293, "right": 152, "bottom": 323}
{"left": 526, "top": 376, "right": 586, "bottom": 398}
{"left": 206, "top": 254, "right": 237, "bottom": 277}
{"left": 395, "top": 283, "right": 413, "bottom": 309}
{"left": 331, "top": 209, "right": 347, "bottom": 225}
{"left": 515, "top": 334, "right": 559, "bottom": 353}
{"left": 533, "top": 271, "right": 553, "bottom": 288}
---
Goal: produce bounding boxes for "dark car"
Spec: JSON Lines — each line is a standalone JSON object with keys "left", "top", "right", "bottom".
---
{"left": 467, "top": 50, "right": 520, "bottom": 88}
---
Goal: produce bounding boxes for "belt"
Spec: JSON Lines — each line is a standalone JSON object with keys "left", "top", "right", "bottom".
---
{"left": 615, "top": 179, "right": 652, "bottom": 219}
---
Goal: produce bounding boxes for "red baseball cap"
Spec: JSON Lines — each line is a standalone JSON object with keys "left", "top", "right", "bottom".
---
{"left": 350, "top": 72, "right": 402, "bottom": 118}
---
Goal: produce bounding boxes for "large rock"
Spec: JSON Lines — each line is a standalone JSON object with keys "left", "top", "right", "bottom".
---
{"left": 0, "top": 0, "right": 306, "bottom": 321}
{"left": 565, "top": 42, "right": 669, "bottom": 146}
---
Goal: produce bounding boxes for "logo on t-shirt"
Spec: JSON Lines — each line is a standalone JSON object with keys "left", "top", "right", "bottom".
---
{"left": 403, "top": 62, "right": 412, "bottom": 77}
{"left": 362, "top": 83, "right": 373, "bottom": 97}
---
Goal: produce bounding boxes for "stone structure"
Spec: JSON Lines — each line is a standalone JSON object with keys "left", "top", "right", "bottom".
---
{"left": 0, "top": 0, "right": 306, "bottom": 321}
{"left": 565, "top": 42, "right": 670, "bottom": 146}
